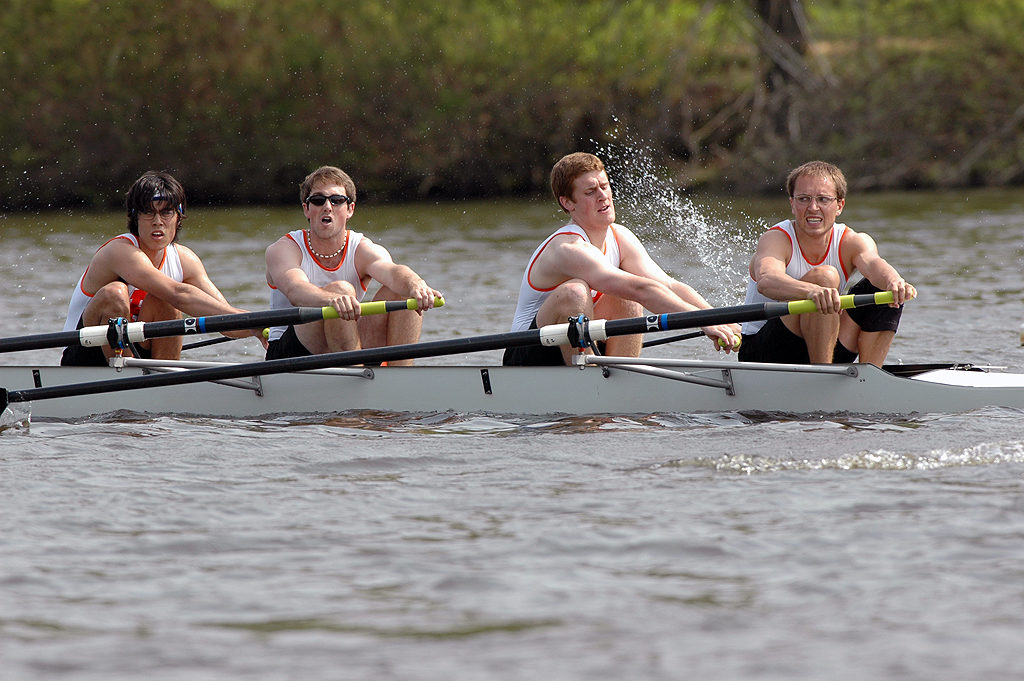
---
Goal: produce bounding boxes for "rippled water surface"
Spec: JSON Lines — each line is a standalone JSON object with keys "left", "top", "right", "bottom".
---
{"left": 2, "top": 186, "right": 1024, "bottom": 680}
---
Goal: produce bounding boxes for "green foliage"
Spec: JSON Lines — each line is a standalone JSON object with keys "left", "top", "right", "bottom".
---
{"left": 1, "top": 0, "right": 1022, "bottom": 208}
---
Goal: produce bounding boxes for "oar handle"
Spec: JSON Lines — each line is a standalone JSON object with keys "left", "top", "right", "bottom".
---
{"left": 787, "top": 290, "right": 895, "bottom": 316}
{"left": 321, "top": 296, "right": 446, "bottom": 319}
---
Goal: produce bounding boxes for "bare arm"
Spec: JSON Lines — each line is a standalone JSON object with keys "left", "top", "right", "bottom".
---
{"left": 358, "top": 238, "right": 442, "bottom": 312}
{"left": 845, "top": 232, "right": 917, "bottom": 306}
{"left": 534, "top": 232, "right": 740, "bottom": 349}
{"left": 750, "top": 229, "right": 843, "bottom": 314}
{"left": 265, "top": 237, "right": 341, "bottom": 307}
{"left": 614, "top": 227, "right": 718, "bottom": 310}
{"left": 89, "top": 241, "right": 245, "bottom": 317}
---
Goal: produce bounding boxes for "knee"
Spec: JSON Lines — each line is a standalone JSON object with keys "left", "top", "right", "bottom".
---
{"left": 803, "top": 266, "right": 841, "bottom": 289}
{"left": 323, "top": 280, "right": 358, "bottom": 297}
{"left": 91, "top": 282, "right": 131, "bottom": 309}
{"left": 552, "top": 280, "right": 591, "bottom": 309}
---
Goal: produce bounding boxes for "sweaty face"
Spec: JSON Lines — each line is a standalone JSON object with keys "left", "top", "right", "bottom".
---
{"left": 789, "top": 174, "right": 844, "bottom": 235}
{"left": 136, "top": 200, "right": 179, "bottom": 247}
{"left": 563, "top": 170, "right": 615, "bottom": 229}
{"left": 303, "top": 182, "right": 355, "bottom": 233}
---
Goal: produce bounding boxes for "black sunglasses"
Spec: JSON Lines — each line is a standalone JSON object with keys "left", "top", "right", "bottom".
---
{"left": 306, "top": 194, "right": 352, "bottom": 206}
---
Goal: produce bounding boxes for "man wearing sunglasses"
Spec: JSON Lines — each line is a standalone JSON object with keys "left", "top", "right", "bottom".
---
{"left": 60, "top": 170, "right": 265, "bottom": 366}
{"left": 264, "top": 165, "right": 442, "bottom": 364}
{"left": 739, "top": 161, "right": 916, "bottom": 367}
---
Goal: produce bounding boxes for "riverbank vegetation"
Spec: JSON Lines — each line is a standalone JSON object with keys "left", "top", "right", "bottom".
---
{"left": 2, "top": 0, "right": 1023, "bottom": 208}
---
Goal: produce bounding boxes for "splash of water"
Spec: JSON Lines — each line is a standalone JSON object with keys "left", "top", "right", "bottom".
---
{"left": 594, "top": 128, "right": 763, "bottom": 306}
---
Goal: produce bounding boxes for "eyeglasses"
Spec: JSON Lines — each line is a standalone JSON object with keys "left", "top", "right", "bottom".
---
{"left": 139, "top": 208, "right": 179, "bottom": 219}
{"left": 793, "top": 195, "right": 838, "bottom": 207}
{"left": 306, "top": 194, "right": 352, "bottom": 207}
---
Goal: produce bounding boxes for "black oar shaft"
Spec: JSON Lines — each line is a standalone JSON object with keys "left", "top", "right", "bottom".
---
{"left": 0, "top": 307, "right": 326, "bottom": 354}
{"left": 642, "top": 331, "right": 705, "bottom": 349}
{"left": 0, "top": 298, "right": 442, "bottom": 354}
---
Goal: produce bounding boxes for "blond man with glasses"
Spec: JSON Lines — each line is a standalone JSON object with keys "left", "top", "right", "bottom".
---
{"left": 739, "top": 161, "right": 916, "bottom": 367}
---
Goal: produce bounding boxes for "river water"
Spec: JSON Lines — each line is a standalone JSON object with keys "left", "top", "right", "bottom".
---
{"left": 2, "top": 187, "right": 1024, "bottom": 680}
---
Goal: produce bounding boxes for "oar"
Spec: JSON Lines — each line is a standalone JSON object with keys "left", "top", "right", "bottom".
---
{"left": 0, "top": 297, "right": 445, "bottom": 354}
{"left": 1, "top": 291, "right": 893, "bottom": 410}
{"left": 641, "top": 290, "right": 892, "bottom": 349}
{"left": 642, "top": 330, "right": 705, "bottom": 348}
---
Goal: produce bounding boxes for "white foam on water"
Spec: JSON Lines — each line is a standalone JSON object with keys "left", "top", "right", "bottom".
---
{"left": 594, "top": 127, "right": 763, "bottom": 306}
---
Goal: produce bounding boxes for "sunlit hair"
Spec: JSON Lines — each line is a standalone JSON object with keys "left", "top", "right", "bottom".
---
{"left": 300, "top": 166, "right": 357, "bottom": 204}
{"left": 786, "top": 161, "right": 848, "bottom": 200}
{"left": 551, "top": 152, "right": 606, "bottom": 213}
{"left": 125, "top": 171, "right": 187, "bottom": 240}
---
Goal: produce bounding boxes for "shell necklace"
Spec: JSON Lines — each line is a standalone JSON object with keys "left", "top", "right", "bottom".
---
{"left": 309, "top": 240, "right": 345, "bottom": 260}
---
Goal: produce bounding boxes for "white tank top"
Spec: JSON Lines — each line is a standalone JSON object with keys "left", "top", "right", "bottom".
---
{"left": 267, "top": 228, "right": 367, "bottom": 341}
{"left": 509, "top": 223, "right": 622, "bottom": 331}
{"left": 63, "top": 234, "right": 184, "bottom": 331}
{"left": 742, "top": 220, "right": 850, "bottom": 334}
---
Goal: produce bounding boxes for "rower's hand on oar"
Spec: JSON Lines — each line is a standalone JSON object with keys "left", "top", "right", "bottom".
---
{"left": 409, "top": 283, "right": 443, "bottom": 316}
{"left": 703, "top": 323, "right": 742, "bottom": 354}
{"left": 810, "top": 286, "right": 842, "bottom": 315}
{"left": 329, "top": 293, "right": 363, "bottom": 321}
{"left": 221, "top": 326, "right": 269, "bottom": 348}
{"left": 885, "top": 278, "right": 917, "bottom": 307}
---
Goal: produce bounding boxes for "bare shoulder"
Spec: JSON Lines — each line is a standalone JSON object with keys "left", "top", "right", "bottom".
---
{"left": 608, "top": 224, "right": 647, "bottom": 251}
{"left": 839, "top": 225, "right": 877, "bottom": 253}
{"left": 354, "top": 234, "right": 397, "bottom": 272}
{"left": 355, "top": 234, "right": 389, "bottom": 259}
{"left": 90, "top": 236, "right": 146, "bottom": 270}
{"left": 172, "top": 242, "right": 201, "bottom": 262}
{"left": 755, "top": 226, "right": 793, "bottom": 255}
{"left": 267, "top": 232, "right": 298, "bottom": 251}
{"left": 538, "top": 233, "right": 595, "bottom": 269}
{"left": 265, "top": 233, "right": 301, "bottom": 261}
{"left": 172, "top": 243, "right": 211, "bottom": 277}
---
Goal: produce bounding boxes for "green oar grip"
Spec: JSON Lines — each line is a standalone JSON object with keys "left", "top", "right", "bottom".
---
{"left": 787, "top": 290, "right": 895, "bottom": 315}
{"left": 321, "top": 296, "right": 446, "bottom": 319}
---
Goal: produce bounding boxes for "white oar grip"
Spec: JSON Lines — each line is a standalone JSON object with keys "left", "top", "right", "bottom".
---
{"left": 78, "top": 321, "right": 148, "bottom": 347}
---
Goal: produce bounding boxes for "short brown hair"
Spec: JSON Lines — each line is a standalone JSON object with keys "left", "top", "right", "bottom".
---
{"left": 550, "top": 152, "right": 606, "bottom": 213}
{"left": 786, "top": 161, "right": 847, "bottom": 200}
{"left": 300, "top": 166, "right": 357, "bottom": 204}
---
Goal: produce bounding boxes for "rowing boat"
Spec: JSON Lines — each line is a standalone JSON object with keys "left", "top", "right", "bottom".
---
{"left": 2, "top": 357, "right": 1023, "bottom": 420}
{"left": 3, "top": 292, "right": 1022, "bottom": 421}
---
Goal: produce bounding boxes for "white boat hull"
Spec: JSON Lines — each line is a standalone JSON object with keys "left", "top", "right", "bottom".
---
{"left": 3, "top": 358, "right": 1024, "bottom": 420}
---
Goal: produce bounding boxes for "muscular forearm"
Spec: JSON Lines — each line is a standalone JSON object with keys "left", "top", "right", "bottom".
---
{"left": 169, "top": 283, "right": 245, "bottom": 316}
{"left": 858, "top": 258, "right": 903, "bottom": 290}
{"left": 756, "top": 271, "right": 830, "bottom": 302}
{"left": 667, "top": 280, "right": 711, "bottom": 310}
{"left": 628, "top": 279, "right": 702, "bottom": 314}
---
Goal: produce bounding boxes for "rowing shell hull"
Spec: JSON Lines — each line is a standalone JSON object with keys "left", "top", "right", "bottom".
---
{"left": 3, "top": 361, "right": 1024, "bottom": 420}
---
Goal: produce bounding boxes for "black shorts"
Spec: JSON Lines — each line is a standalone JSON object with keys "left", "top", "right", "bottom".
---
{"left": 737, "top": 279, "right": 902, "bottom": 364}
{"left": 266, "top": 325, "right": 311, "bottom": 360}
{"left": 844, "top": 278, "right": 904, "bottom": 333}
{"left": 738, "top": 317, "right": 856, "bottom": 364}
{"left": 501, "top": 315, "right": 608, "bottom": 366}
{"left": 502, "top": 317, "right": 565, "bottom": 366}
{"left": 60, "top": 316, "right": 151, "bottom": 366}
{"left": 266, "top": 324, "right": 388, "bottom": 366}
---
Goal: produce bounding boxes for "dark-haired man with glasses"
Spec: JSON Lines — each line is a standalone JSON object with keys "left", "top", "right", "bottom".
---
{"left": 739, "top": 161, "right": 916, "bottom": 367}
{"left": 60, "top": 170, "right": 264, "bottom": 366}
{"left": 264, "top": 165, "right": 442, "bottom": 364}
